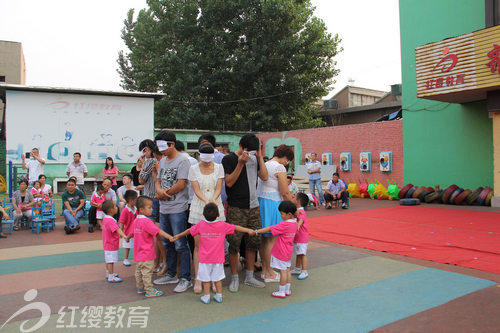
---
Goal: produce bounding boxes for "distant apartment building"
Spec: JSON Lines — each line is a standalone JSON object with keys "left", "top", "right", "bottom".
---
{"left": 0, "top": 40, "right": 26, "bottom": 84}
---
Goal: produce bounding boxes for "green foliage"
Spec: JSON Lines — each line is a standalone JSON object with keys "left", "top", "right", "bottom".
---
{"left": 118, "top": 0, "right": 342, "bottom": 131}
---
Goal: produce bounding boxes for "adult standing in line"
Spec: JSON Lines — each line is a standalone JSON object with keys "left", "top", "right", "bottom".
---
{"left": 131, "top": 158, "right": 143, "bottom": 187}
{"left": 62, "top": 179, "right": 85, "bottom": 234}
{"left": 12, "top": 179, "right": 35, "bottom": 230}
{"left": 21, "top": 148, "right": 45, "bottom": 188}
{"left": 152, "top": 131, "right": 192, "bottom": 293}
{"left": 103, "top": 157, "right": 119, "bottom": 192}
{"left": 199, "top": 133, "right": 227, "bottom": 210}
{"left": 138, "top": 139, "right": 167, "bottom": 276}
{"left": 38, "top": 174, "right": 53, "bottom": 198}
{"left": 222, "top": 134, "right": 268, "bottom": 292}
{"left": 66, "top": 152, "right": 88, "bottom": 191}
{"left": 188, "top": 142, "right": 225, "bottom": 293}
{"left": 117, "top": 174, "right": 140, "bottom": 213}
{"left": 257, "top": 144, "right": 294, "bottom": 282}
{"left": 88, "top": 178, "right": 117, "bottom": 232}
{"left": 307, "top": 153, "right": 325, "bottom": 206}
{"left": 324, "top": 172, "right": 349, "bottom": 209}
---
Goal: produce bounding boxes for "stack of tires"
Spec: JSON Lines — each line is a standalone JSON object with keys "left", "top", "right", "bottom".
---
{"left": 398, "top": 184, "right": 494, "bottom": 206}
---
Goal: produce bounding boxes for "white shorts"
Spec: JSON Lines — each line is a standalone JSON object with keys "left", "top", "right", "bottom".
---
{"left": 197, "top": 263, "right": 225, "bottom": 282}
{"left": 270, "top": 255, "right": 291, "bottom": 271}
{"left": 104, "top": 250, "right": 119, "bottom": 263}
{"left": 123, "top": 237, "right": 134, "bottom": 249}
{"left": 293, "top": 242, "right": 308, "bottom": 255}
{"left": 96, "top": 210, "right": 104, "bottom": 219}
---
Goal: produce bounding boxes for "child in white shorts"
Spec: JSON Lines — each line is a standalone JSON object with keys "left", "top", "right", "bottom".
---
{"left": 102, "top": 201, "right": 130, "bottom": 283}
{"left": 172, "top": 203, "right": 254, "bottom": 304}
{"left": 119, "top": 190, "right": 138, "bottom": 267}
{"left": 291, "top": 192, "right": 310, "bottom": 280}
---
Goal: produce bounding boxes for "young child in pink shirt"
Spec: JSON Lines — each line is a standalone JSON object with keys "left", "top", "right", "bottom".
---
{"left": 101, "top": 201, "right": 130, "bottom": 283}
{"left": 254, "top": 201, "right": 297, "bottom": 298}
{"left": 119, "top": 190, "right": 138, "bottom": 267}
{"left": 91, "top": 185, "right": 106, "bottom": 229}
{"left": 131, "top": 196, "right": 174, "bottom": 297}
{"left": 31, "top": 181, "right": 43, "bottom": 207}
{"left": 290, "top": 192, "right": 310, "bottom": 280}
{"left": 172, "top": 203, "right": 254, "bottom": 304}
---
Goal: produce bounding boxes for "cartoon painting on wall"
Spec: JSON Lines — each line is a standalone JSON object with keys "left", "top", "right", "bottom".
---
{"left": 380, "top": 151, "right": 392, "bottom": 172}
{"left": 340, "top": 152, "right": 351, "bottom": 172}
{"left": 360, "top": 152, "right": 371, "bottom": 172}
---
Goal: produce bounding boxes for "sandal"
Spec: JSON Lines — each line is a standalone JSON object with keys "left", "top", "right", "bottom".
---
{"left": 153, "top": 263, "right": 164, "bottom": 274}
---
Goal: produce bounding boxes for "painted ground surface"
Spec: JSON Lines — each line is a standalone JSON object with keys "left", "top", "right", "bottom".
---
{"left": 1, "top": 199, "right": 500, "bottom": 332}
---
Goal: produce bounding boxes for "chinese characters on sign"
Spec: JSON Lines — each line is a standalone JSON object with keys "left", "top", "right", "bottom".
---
{"left": 56, "top": 305, "right": 150, "bottom": 329}
{"left": 486, "top": 44, "right": 500, "bottom": 74}
{"left": 426, "top": 47, "right": 466, "bottom": 89}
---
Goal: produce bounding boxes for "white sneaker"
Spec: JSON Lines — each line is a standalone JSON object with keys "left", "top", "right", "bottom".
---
{"left": 298, "top": 271, "right": 309, "bottom": 280}
{"left": 173, "top": 278, "right": 193, "bottom": 293}
{"left": 290, "top": 268, "right": 302, "bottom": 275}
{"left": 123, "top": 259, "right": 131, "bottom": 266}
{"left": 244, "top": 276, "right": 265, "bottom": 288}
{"left": 153, "top": 274, "right": 179, "bottom": 285}
{"left": 229, "top": 279, "right": 239, "bottom": 292}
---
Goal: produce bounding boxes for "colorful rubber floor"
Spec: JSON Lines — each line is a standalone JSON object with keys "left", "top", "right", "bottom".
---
{"left": 1, "top": 207, "right": 500, "bottom": 332}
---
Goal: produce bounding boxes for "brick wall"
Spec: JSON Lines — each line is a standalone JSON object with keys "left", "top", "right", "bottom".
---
{"left": 257, "top": 119, "right": 403, "bottom": 186}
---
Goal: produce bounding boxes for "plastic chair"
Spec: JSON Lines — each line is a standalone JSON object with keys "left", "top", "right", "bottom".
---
{"left": 41, "top": 200, "right": 56, "bottom": 230}
{"left": 31, "top": 207, "right": 49, "bottom": 234}
{"left": 0, "top": 208, "right": 14, "bottom": 235}
{"left": 3, "top": 198, "right": 13, "bottom": 208}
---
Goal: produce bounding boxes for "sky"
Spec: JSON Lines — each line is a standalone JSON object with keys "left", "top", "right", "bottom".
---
{"left": 0, "top": 0, "right": 401, "bottom": 99}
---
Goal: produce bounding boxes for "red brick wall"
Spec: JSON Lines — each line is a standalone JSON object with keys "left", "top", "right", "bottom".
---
{"left": 257, "top": 119, "right": 403, "bottom": 186}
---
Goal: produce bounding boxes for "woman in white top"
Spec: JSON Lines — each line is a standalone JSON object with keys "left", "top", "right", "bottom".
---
{"left": 188, "top": 142, "right": 225, "bottom": 293}
{"left": 257, "top": 144, "right": 294, "bottom": 282}
{"left": 38, "top": 174, "right": 52, "bottom": 197}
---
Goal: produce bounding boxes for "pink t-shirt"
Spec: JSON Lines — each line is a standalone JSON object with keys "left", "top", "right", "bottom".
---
{"left": 270, "top": 219, "right": 297, "bottom": 262}
{"left": 31, "top": 188, "right": 42, "bottom": 202}
{"left": 119, "top": 206, "right": 137, "bottom": 235}
{"left": 103, "top": 166, "right": 119, "bottom": 185}
{"left": 190, "top": 220, "right": 236, "bottom": 264}
{"left": 102, "top": 215, "right": 120, "bottom": 251}
{"left": 132, "top": 215, "right": 160, "bottom": 262}
{"left": 91, "top": 193, "right": 106, "bottom": 212}
{"left": 293, "top": 208, "right": 309, "bottom": 244}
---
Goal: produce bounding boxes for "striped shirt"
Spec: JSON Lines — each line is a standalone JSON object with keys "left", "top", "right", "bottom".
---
{"left": 139, "top": 157, "right": 157, "bottom": 198}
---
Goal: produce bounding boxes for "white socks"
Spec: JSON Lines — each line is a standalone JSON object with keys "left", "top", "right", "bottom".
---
{"left": 246, "top": 270, "right": 254, "bottom": 280}
{"left": 285, "top": 283, "right": 291, "bottom": 294}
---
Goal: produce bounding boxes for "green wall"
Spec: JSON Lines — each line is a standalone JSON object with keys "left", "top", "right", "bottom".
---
{"left": 400, "top": 0, "right": 493, "bottom": 189}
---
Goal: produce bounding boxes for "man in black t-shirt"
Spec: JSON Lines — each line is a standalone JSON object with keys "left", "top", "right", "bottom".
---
{"left": 222, "top": 134, "right": 268, "bottom": 292}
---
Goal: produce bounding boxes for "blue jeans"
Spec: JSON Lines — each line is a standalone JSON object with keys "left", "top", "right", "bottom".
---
{"left": 146, "top": 198, "right": 160, "bottom": 220}
{"left": 63, "top": 209, "right": 84, "bottom": 228}
{"left": 309, "top": 179, "right": 324, "bottom": 204}
{"left": 160, "top": 211, "right": 191, "bottom": 281}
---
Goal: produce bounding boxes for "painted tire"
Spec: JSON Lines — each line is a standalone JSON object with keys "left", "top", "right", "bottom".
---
{"left": 454, "top": 189, "right": 472, "bottom": 205}
{"left": 449, "top": 188, "right": 464, "bottom": 204}
{"left": 400, "top": 198, "right": 420, "bottom": 206}
{"left": 442, "top": 185, "right": 459, "bottom": 204}
{"left": 466, "top": 187, "right": 484, "bottom": 205}
{"left": 398, "top": 184, "right": 414, "bottom": 199}
{"left": 485, "top": 189, "right": 495, "bottom": 206}
{"left": 477, "top": 187, "right": 492, "bottom": 206}
{"left": 412, "top": 186, "right": 427, "bottom": 199}
{"left": 418, "top": 187, "right": 434, "bottom": 201}
{"left": 437, "top": 190, "right": 446, "bottom": 204}
{"left": 424, "top": 189, "right": 443, "bottom": 203}
{"left": 405, "top": 186, "right": 419, "bottom": 199}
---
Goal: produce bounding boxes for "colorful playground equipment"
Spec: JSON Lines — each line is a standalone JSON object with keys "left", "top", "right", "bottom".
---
{"left": 371, "top": 179, "right": 389, "bottom": 200}
{"left": 346, "top": 179, "right": 361, "bottom": 198}
{"left": 386, "top": 180, "right": 400, "bottom": 200}
{"left": 358, "top": 179, "right": 370, "bottom": 198}
{"left": 367, "top": 179, "right": 376, "bottom": 198}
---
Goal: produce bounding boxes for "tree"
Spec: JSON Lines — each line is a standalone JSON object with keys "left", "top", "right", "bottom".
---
{"left": 118, "top": 0, "right": 342, "bottom": 132}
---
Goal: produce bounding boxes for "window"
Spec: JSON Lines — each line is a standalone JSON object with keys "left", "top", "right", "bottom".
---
{"left": 0, "top": 76, "right": 5, "bottom": 82}
{"left": 486, "top": 0, "right": 500, "bottom": 27}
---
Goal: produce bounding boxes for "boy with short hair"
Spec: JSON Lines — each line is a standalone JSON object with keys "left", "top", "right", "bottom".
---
{"left": 290, "top": 192, "right": 310, "bottom": 279}
{"left": 132, "top": 196, "right": 175, "bottom": 297}
{"left": 120, "top": 190, "right": 139, "bottom": 267}
{"left": 102, "top": 201, "right": 130, "bottom": 283}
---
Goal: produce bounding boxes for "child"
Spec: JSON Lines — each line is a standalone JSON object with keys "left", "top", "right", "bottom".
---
{"left": 31, "top": 181, "right": 43, "bottom": 207}
{"left": 119, "top": 190, "right": 138, "bottom": 267}
{"left": 254, "top": 201, "right": 297, "bottom": 298}
{"left": 290, "top": 193, "right": 310, "bottom": 280}
{"left": 172, "top": 203, "right": 254, "bottom": 304}
{"left": 132, "top": 196, "right": 174, "bottom": 297}
{"left": 307, "top": 193, "right": 320, "bottom": 210}
{"left": 102, "top": 201, "right": 130, "bottom": 283}
{"left": 91, "top": 185, "right": 106, "bottom": 230}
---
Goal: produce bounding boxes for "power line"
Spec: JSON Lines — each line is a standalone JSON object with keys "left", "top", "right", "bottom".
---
{"left": 162, "top": 90, "right": 302, "bottom": 105}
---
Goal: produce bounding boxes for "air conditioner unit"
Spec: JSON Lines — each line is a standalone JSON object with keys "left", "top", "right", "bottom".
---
{"left": 323, "top": 99, "right": 338, "bottom": 109}
{"left": 391, "top": 84, "right": 402, "bottom": 96}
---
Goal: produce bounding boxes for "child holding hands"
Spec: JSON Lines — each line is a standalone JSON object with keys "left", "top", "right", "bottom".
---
{"left": 91, "top": 185, "right": 106, "bottom": 230}
{"left": 119, "top": 190, "right": 138, "bottom": 267}
{"left": 172, "top": 203, "right": 255, "bottom": 304}
{"left": 253, "top": 201, "right": 297, "bottom": 298}
{"left": 132, "top": 196, "right": 175, "bottom": 297}
{"left": 102, "top": 201, "right": 131, "bottom": 283}
{"left": 290, "top": 192, "right": 310, "bottom": 280}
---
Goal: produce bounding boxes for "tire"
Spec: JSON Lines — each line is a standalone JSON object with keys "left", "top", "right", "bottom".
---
{"left": 424, "top": 189, "right": 442, "bottom": 203}
{"left": 418, "top": 187, "right": 434, "bottom": 201}
{"left": 442, "top": 185, "right": 459, "bottom": 204}
{"left": 477, "top": 187, "right": 492, "bottom": 206}
{"left": 466, "top": 187, "right": 484, "bottom": 205}
{"left": 485, "top": 189, "right": 495, "bottom": 206}
{"left": 413, "top": 186, "right": 427, "bottom": 199}
{"left": 454, "top": 189, "right": 471, "bottom": 205}
{"left": 400, "top": 198, "right": 420, "bottom": 206}
{"left": 449, "top": 188, "right": 464, "bottom": 204}
{"left": 398, "top": 184, "right": 414, "bottom": 199}
{"left": 405, "top": 186, "right": 419, "bottom": 199}
{"left": 437, "top": 190, "right": 446, "bottom": 204}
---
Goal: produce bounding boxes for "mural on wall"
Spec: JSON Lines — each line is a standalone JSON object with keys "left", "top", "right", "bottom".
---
{"left": 263, "top": 131, "right": 302, "bottom": 173}
{"left": 6, "top": 91, "right": 154, "bottom": 164}
{"left": 340, "top": 152, "right": 351, "bottom": 172}
{"left": 380, "top": 151, "right": 393, "bottom": 173}
{"left": 322, "top": 153, "right": 332, "bottom": 165}
{"left": 360, "top": 152, "right": 372, "bottom": 172}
